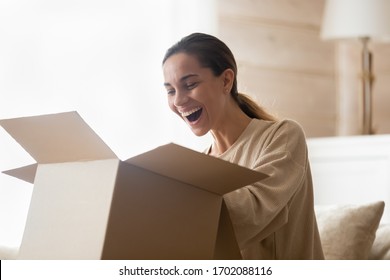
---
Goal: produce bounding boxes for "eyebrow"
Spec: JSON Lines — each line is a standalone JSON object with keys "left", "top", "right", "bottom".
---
{"left": 164, "top": 74, "right": 199, "bottom": 87}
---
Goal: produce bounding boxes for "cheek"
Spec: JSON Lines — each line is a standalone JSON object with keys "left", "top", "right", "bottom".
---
{"left": 167, "top": 96, "right": 181, "bottom": 116}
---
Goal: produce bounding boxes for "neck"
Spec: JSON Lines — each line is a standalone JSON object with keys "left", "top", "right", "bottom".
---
{"left": 209, "top": 105, "right": 251, "bottom": 156}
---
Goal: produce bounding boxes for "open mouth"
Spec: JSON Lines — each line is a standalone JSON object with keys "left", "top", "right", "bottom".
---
{"left": 181, "top": 107, "right": 203, "bottom": 123}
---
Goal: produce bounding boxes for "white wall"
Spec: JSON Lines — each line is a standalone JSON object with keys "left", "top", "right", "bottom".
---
{"left": 308, "top": 135, "right": 390, "bottom": 223}
{"left": 0, "top": 0, "right": 215, "bottom": 249}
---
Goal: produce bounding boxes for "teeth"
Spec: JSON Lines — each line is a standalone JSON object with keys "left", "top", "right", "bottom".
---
{"left": 180, "top": 107, "right": 202, "bottom": 117}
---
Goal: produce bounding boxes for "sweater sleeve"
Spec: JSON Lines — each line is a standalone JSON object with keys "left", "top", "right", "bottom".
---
{"left": 223, "top": 120, "right": 309, "bottom": 249}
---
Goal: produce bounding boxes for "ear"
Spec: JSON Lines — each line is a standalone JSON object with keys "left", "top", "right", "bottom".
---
{"left": 222, "top": 69, "right": 235, "bottom": 95}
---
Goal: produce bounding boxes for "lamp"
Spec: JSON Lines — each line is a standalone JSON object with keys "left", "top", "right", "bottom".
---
{"left": 321, "top": 0, "right": 390, "bottom": 135}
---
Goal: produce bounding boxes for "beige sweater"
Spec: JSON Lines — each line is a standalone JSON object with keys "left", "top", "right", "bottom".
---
{"left": 214, "top": 118, "right": 324, "bottom": 259}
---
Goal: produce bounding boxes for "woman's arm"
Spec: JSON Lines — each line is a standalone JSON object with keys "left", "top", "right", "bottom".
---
{"left": 223, "top": 120, "right": 309, "bottom": 249}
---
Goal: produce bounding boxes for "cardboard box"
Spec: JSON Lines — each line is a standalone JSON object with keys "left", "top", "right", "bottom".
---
{"left": 0, "top": 111, "right": 267, "bottom": 260}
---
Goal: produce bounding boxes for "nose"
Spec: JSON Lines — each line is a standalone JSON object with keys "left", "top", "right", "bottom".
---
{"left": 173, "top": 90, "right": 189, "bottom": 107}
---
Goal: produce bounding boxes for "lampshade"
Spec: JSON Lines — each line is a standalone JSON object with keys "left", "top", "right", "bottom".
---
{"left": 321, "top": 0, "right": 390, "bottom": 41}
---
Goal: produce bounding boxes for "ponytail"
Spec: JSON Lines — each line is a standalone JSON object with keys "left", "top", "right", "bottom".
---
{"left": 234, "top": 93, "right": 276, "bottom": 121}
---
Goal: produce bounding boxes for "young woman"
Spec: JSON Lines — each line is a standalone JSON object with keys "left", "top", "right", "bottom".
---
{"left": 162, "top": 33, "right": 324, "bottom": 259}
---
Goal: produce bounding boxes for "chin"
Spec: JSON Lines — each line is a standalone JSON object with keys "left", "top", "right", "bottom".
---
{"left": 190, "top": 128, "right": 209, "bottom": 137}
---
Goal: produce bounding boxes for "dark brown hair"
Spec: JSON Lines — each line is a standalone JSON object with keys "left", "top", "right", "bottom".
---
{"left": 162, "top": 33, "right": 275, "bottom": 121}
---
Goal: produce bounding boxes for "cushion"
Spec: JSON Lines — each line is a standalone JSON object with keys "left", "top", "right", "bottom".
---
{"left": 315, "top": 201, "right": 384, "bottom": 260}
{"left": 369, "top": 223, "right": 390, "bottom": 260}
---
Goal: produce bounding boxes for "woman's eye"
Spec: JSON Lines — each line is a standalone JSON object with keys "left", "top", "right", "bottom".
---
{"left": 186, "top": 82, "right": 197, "bottom": 90}
{"left": 166, "top": 89, "right": 175, "bottom": 95}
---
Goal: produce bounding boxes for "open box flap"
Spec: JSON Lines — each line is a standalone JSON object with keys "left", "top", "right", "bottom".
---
{"left": 125, "top": 143, "right": 268, "bottom": 195}
{"left": 3, "top": 163, "right": 38, "bottom": 184}
{"left": 0, "top": 111, "right": 117, "bottom": 163}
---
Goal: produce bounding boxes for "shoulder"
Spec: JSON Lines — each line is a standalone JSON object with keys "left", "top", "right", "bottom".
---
{"left": 251, "top": 119, "right": 309, "bottom": 163}
{"left": 273, "top": 119, "right": 307, "bottom": 139}
{"left": 251, "top": 118, "right": 307, "bottom": 143}
{"left": 221, "top": 118, "right": 308, "bottom": 168}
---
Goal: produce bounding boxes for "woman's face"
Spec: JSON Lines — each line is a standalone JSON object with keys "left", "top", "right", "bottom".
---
{"left": 163, "top": 52, "right": 231, "bottom": 136}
